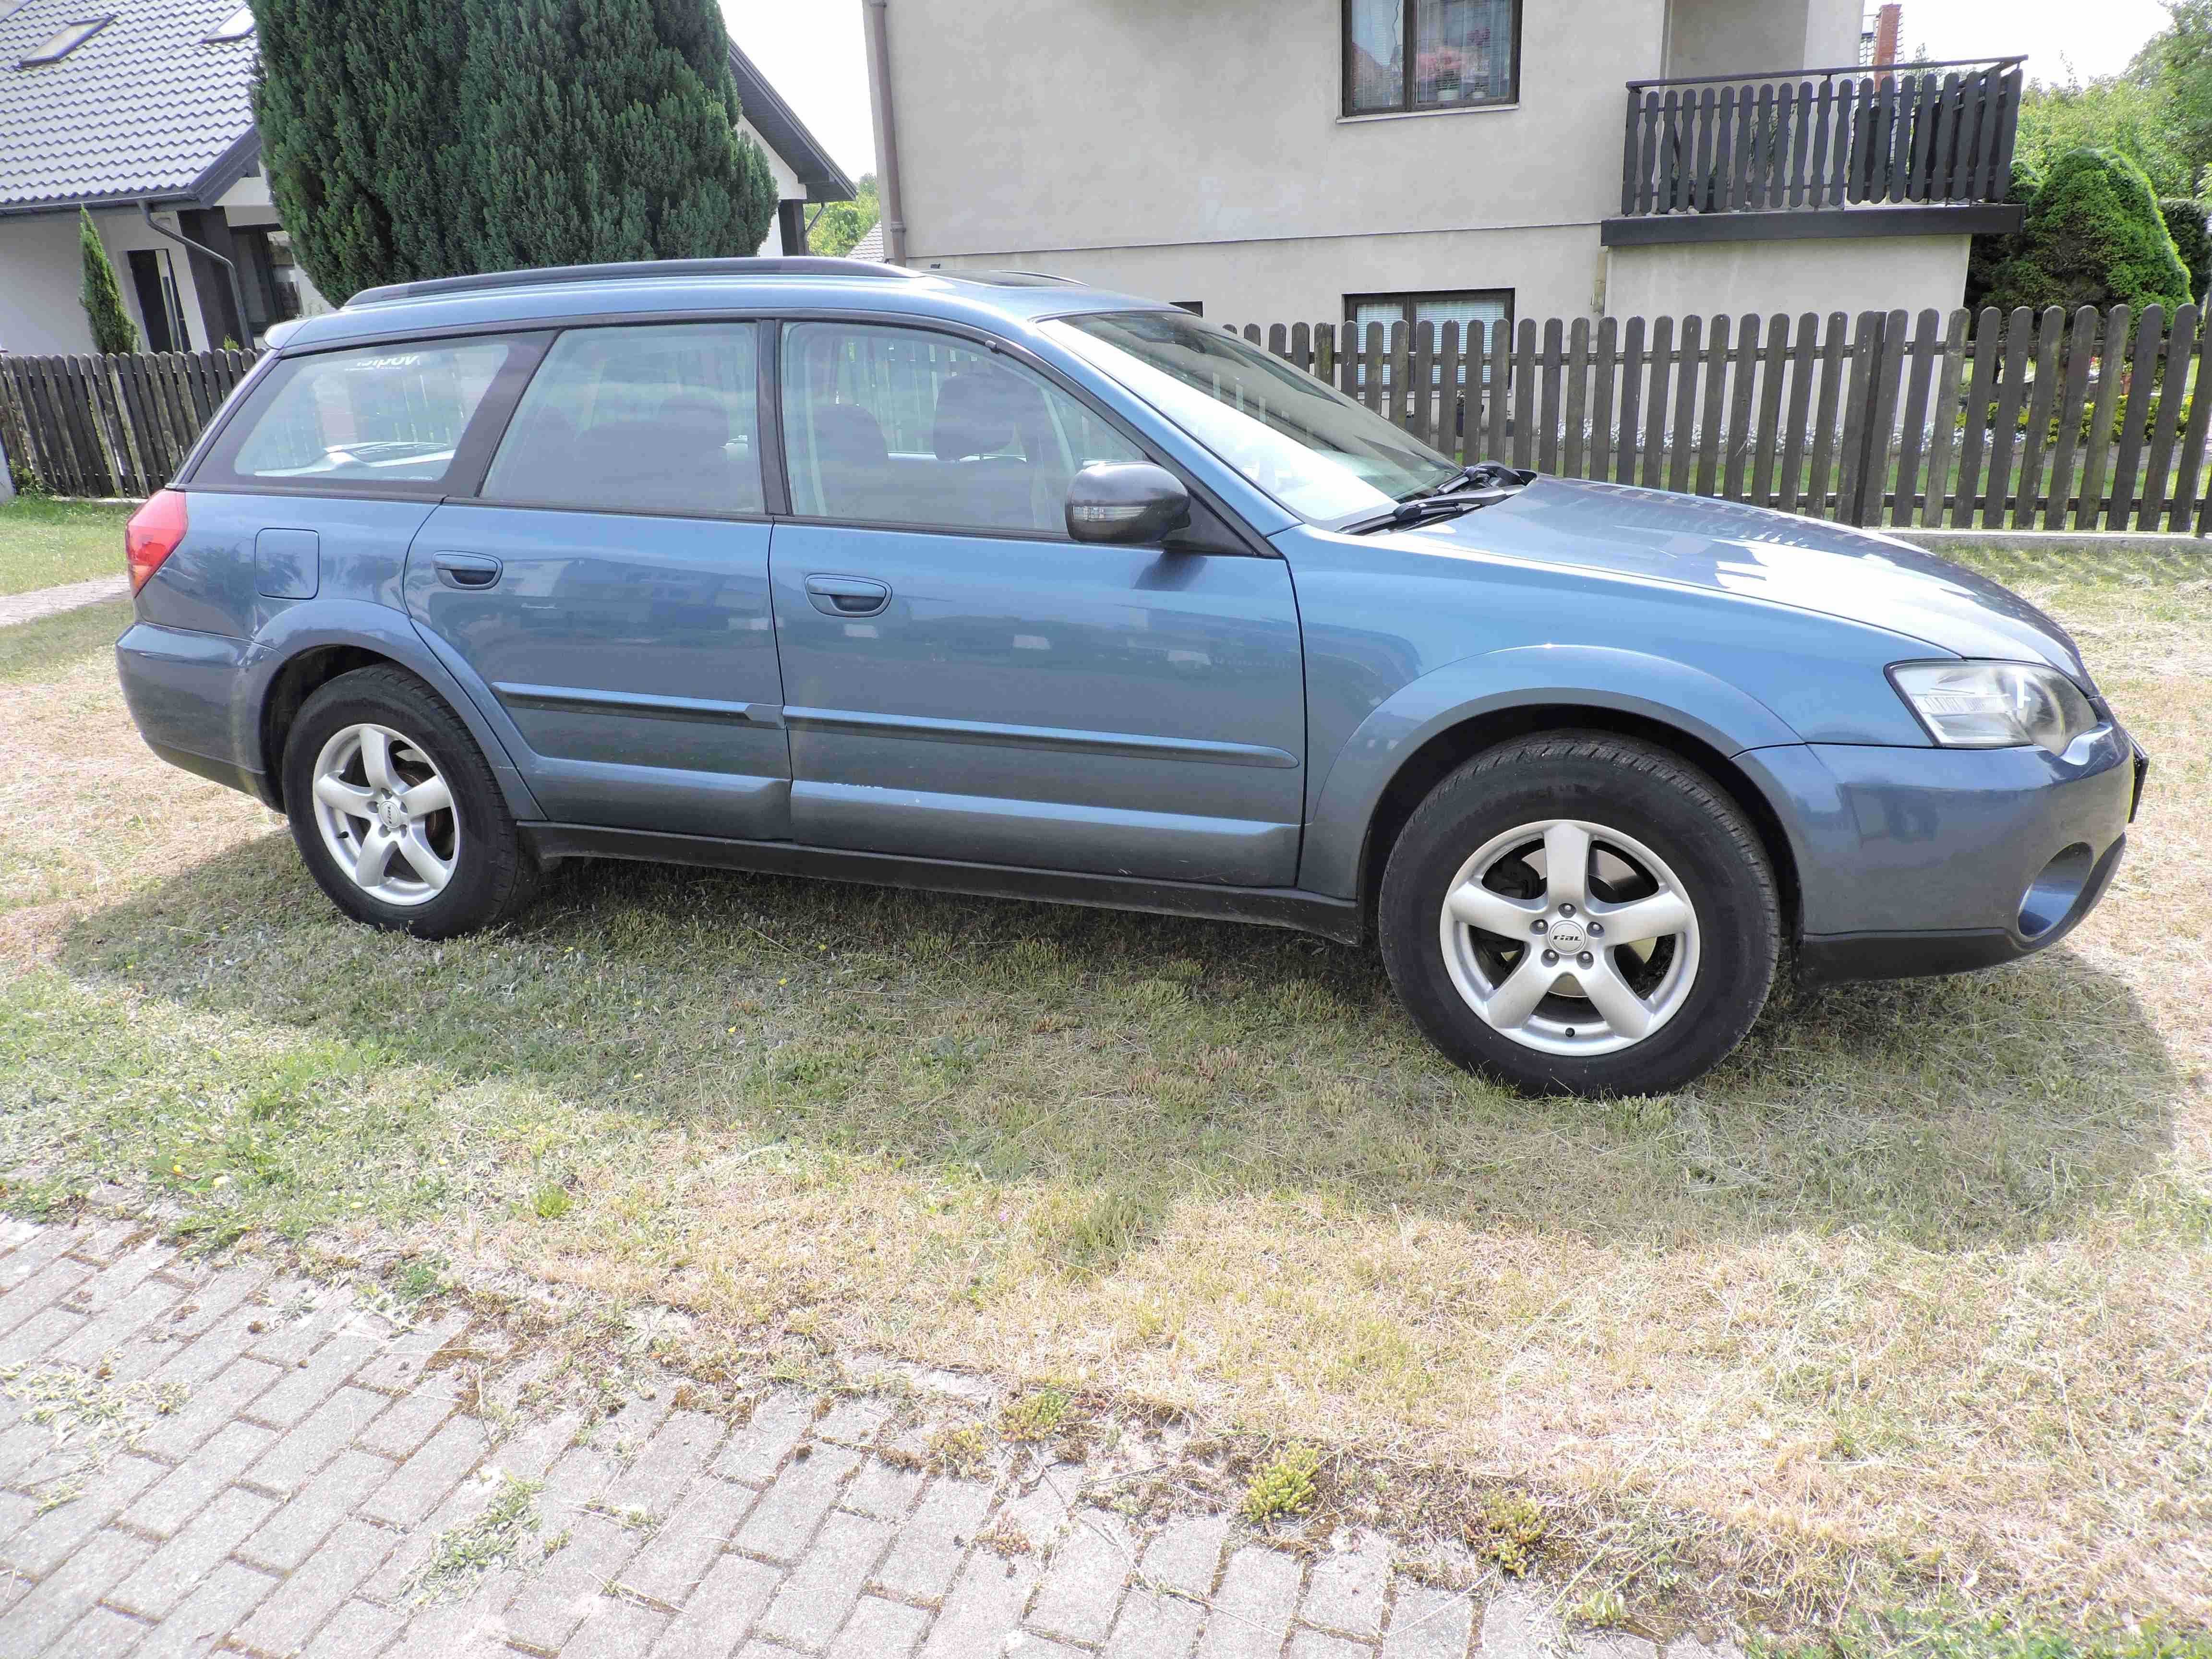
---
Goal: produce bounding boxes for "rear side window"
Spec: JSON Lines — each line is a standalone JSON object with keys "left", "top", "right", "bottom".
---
{"left": 481, "top": 323, "right": 764, "bottom": 517}
{"left": 781, "top": 321, "right": 1142, "bottom": 535}
{"left": 206, "top": 339, "right": 523, "bottom": 489}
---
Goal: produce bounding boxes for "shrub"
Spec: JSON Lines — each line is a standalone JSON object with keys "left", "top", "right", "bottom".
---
{"left": 77, "top": 208, "right": 137, "bottom": 355}
{"left": 1987, "top": 148, "right": 2193, "bottom": 313}
{"left": 1967, "top": 159, "right": 2043, "bottom": 312}
{"left": 2160, "top": 197, "right": 2212, "bottom": 303}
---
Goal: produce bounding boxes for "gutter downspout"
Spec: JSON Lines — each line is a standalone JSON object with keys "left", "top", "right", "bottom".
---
{"left": 862, "top": 0, "right": 908, "bottom": 266}
{"left": 139, "top": 200, "right": 252, "bottom": 349}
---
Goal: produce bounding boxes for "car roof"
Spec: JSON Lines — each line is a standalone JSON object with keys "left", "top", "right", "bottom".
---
{"left": 275, "top": 257, "right": 1179, "bottom": 353}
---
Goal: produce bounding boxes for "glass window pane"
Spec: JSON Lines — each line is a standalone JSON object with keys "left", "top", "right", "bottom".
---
{"left": 1415, "top": 0, "right": 1515, "bottom": 105}
{"left": 781, "top": 322, "right": 1142, "bottom": 535}
{"left": 1347, "top": 0, "right": 1405, "bottom": 112}
{"left": 227, "top": 340, "right": 513, "bottom": 484}
{"left": 482, "top": 324, "right": 762, "bottom": 516}
{"left": 1047, "top": 312, "right": 1457, "bottom": 523}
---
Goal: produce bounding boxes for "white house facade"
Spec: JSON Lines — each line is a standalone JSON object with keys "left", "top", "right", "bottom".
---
{"left": 863, "top": 0, "right": 2024, "bottom": 340}
{"left": 0, "top": 0, "right": 853, "bottom": 356}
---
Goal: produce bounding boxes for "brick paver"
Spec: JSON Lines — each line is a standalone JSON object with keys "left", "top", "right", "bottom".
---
{"left": 0, "top": 1224, "right": 1755, "bottom": 1659}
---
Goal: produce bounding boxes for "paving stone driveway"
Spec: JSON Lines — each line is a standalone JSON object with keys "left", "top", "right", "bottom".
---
{"left": 0, "top": 1220, "right": 1733, "bottom": 1659}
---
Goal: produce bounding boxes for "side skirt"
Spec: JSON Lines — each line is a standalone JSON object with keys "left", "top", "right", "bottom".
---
{"left": 520, "top": 823, "right": 1369, "bottom": 946}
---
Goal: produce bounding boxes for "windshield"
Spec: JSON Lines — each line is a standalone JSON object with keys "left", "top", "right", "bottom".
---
{"left": 1043, "top": 311, "right": 1459, "bottom": 522}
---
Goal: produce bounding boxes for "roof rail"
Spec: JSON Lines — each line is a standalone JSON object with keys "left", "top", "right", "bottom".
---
{"left": 346, "top": 256, "right": 919, "bottom": 309}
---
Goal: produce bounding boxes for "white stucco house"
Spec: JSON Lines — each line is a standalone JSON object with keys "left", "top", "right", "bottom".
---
{"left": 0, "top": 0, "right": 854, "bottom": 356}
{"left": 861, "top": 0, "right": 2026, "bottom": 342}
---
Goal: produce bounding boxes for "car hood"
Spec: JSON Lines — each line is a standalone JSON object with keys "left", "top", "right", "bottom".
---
{"left": 1385, "top": 477, "right": 2089, "bottom": 681}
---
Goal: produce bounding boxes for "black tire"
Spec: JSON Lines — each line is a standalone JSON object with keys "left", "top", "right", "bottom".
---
{"left": 1378, "top": 732, "right": 1780, "bottom": 1097}
{"left": 282, "top": 665, "right": 539, "bottom": 939}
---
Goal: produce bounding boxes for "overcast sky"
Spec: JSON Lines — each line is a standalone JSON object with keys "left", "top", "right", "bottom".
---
{"left": 720, "top": 1, "right": 876, "bottom": 180}
{"left": 1902, "top": 0, "right": 2172, "bottom": 83}
{"left": 718, "top": 0, "right": 2184, "bottom": 190}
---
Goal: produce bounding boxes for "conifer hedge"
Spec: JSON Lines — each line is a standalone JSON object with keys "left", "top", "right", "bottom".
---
{"left": 254, "top": 0, "right": 779, "bottom": 304}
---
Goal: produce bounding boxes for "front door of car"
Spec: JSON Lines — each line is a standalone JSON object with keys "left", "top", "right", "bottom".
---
{"left": 768, "top": 319, "right": 1306, "bottom": 887}
{"left": 403, "top": 321, "right": 790, "bottom": 839}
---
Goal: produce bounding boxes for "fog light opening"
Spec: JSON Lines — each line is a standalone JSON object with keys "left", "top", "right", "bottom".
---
{"left": 2018, "top": 843, "right": 2094, "bottom": 939}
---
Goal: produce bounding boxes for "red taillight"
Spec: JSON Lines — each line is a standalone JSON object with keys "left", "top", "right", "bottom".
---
{"left": 125, "top": 489, "right": 189, "bottom": 594}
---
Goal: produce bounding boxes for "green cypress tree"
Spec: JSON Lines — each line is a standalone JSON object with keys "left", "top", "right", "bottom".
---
{"left": 1987, "top": 148, "right": 2194, "bottom": 313}
{"left": 78, "top": 207, "right": 139, "bottom": 354}
{"left": 251, "top": 0, "right": 472, "bottom": 302}
{"left": 456, "top": 0, "right": 777, "bottom": 273}
{"left": 2160, "top": 196, "right": 2212, "bottom": 302}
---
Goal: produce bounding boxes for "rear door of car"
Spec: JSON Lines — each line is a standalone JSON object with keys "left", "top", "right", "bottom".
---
{"left": 764, "top": 316, "right": 1307, "bottom": 887}
{"left": 402, "top": 320, "right": 791, "bottom": 840}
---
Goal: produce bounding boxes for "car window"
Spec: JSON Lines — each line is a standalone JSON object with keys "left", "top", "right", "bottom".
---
{"left": 781, "top": 321, "right": 1143, "bottom": 535}
{"left": 217, "top": 340, "right": 518, "bottom": 487}
{"left": 482, "top": 323, "right": 764, "bottom": 517}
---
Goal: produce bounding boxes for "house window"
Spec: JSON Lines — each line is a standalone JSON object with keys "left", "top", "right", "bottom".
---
{"left": 17, "top": 17, "right": 110, "bottom": 66}
{"left": 204, "top": 7, "right": 254, "bottom": 42}
{"left": 1346, "top": 290, "right": 1512, "bottom": 356}
{"left": 1345, "top": 0, "right": 1519, "bottom": 115}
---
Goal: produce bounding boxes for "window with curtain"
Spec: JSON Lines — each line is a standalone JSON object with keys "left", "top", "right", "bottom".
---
{"left": 1345, "top": 0, "right": 1519, "bottom": 115}
{"left": 1345, "top": 290, "right": 1514, "bottom": 389}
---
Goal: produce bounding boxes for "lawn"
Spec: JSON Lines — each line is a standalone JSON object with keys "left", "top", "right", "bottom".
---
{"left": 0, "top": 546, "right": 2206, "bottom": 1646}
{"left": 0, "top": 495, "right": 134, "bottom": 597}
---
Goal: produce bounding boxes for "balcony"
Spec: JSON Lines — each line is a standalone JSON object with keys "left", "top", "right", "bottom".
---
{"left": 1602, "top": 57, "right": 2027, "bottom": 247}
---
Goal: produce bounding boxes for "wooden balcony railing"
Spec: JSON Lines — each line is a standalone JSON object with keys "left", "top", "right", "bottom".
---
{"left": 1619, "top": 57, "right": 2025, "bottom": 219}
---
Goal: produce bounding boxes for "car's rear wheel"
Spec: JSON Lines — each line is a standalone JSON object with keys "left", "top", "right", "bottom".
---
{"left": 1379, "top": 732, "right": 1779, "bottom": 1096}
{"left": 283, "top": 665, "right": 539, "bottom": 938}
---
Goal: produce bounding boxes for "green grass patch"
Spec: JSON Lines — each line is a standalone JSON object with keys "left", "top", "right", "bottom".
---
{"left": 1240, "top": 1442, "right": 1322, "bottom": 1522}
{"left": 0, "top": 597, "right": 130, "bottom": 683}
{"left": 0, "top": 497, "right": 133, "bottom": 597}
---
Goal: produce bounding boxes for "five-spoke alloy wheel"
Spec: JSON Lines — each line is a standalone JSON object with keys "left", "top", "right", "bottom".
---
{"left": 1381, "top": 733, "right": 1780, "bottom": 1097}
{"left": 283, "top": 665, "right": 539, "bottom": 938}
{"left": 309, "top": 723, "right": 460, "bottom": 906}
{"left": 1439, "top": 817, "right": 1700, "bottom": 1057}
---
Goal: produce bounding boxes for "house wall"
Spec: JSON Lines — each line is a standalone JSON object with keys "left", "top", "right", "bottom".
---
{"left": 930, "top": 224, "right": 1606, "bottom": 330}
{"left": 746, "top": 120, "right": 807, "bottom": 256}
{"left": 1602, "top": 233, "right": 1972, "bottom": 323}
{"left": 0, "top": 206, "right": 227, "bottom": 355}
{"left": 0, "top": 213, "right": 90, "bottom": 355}
{"left": 887, "top": 0, "right": 1668, "bottom": 317}
{"left": 1663, "top": 0, "right": 1859, "bottom": 79}
{"left": 884, "top": 0, "right": 1959, "bottom": 326}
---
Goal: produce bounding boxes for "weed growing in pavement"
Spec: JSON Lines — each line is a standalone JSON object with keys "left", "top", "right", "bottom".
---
{"left": 1241, "top": 1443, "right": 1322, "bottom": 1523}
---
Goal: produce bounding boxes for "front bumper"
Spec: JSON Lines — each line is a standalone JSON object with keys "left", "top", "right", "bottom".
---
{"left": 1740, "top": 725, "right": 2140, "bottom": 985}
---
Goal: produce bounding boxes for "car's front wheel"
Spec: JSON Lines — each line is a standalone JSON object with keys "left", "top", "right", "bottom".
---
{"left": 1379, "top": 732, "right": 1780, "bottom": 1096}
{"left": 282, "top": 665, "right": 539, "bottom": 939}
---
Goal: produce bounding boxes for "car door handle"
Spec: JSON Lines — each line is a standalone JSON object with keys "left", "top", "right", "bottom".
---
{"left": 804, "top": 574, "right": 890, "bottom": 617}
{"left": 433, "top": 553, "right": 503, "bottom": 590}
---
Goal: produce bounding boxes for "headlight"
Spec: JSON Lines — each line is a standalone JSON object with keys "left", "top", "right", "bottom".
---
{"left": 1890, "top": 661, "right": 2100, "bottom": 755}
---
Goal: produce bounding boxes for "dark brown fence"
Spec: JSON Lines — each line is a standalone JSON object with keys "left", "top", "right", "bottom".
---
{"left": 1239, "top": 303, "right": 2212, "bottom": 533}
{"left": 0, "top": 349, "right": 262, "bottom": 498}
{"left": 1621, "top": 58, "right": 2024, "bottom": 218}
{"left": 5, "top": 309, "right": 2209, "bottom": 534}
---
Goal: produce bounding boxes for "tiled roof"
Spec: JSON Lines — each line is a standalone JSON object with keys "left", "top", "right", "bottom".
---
{"left": 848, "top": 221, "right": 886, "bottom": 261}
{"left": 0, "top": 0, "right": 258, "bottom": 211}
{"left": 0, "top": 3, "right": 854, "bottom": 216}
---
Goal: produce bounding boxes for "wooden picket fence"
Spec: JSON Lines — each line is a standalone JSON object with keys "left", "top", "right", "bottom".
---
{"left": 0, "top": 349, "right": 263, "bottom": 498}
{"left": 5, "top": 307, "right": 2212, "bottom": 534}
{"left": 1238, "top": 302, "right": 2212, "bottom": 534}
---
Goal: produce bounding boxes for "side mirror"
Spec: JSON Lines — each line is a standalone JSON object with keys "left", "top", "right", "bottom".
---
{"left": 1065, "top": 462, "right": 1191, "bottom": 545}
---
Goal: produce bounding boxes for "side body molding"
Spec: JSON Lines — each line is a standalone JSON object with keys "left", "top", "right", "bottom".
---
{"left": 1296, "top": 644, "right": 1804, "bottom": 899}
{"left": 235, "top": 600, "right": 546, "bottom": 821}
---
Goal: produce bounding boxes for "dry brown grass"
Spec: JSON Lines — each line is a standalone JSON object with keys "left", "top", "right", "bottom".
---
{"left": 2, "top": 556, "right": 2208, "bottom": 1635}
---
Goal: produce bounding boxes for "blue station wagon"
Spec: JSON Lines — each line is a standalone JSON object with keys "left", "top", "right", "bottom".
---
{"left": 115, "top": 257, "right": 2147, "bottom": 1095}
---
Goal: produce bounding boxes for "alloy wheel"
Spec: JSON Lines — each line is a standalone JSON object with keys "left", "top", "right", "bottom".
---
{"left": 1437, "top": 817, "right": 1700, "bottom": 1056}
{"left": 308, "top": 722, "right": 459, "bottom": 907}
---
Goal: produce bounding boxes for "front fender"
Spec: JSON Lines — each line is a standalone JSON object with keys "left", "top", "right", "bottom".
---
{"left": 237, "top": 600, "right": 544, "bottom": 821}
{"left": 1297, "top": 644, "right": 1803, "bottom": 899}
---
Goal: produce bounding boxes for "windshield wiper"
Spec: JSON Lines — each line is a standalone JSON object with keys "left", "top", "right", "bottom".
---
{"left": 1396, "top": 460, "right": 1534, "bottom": 503}
{"left": 1342, "top": 486, "right": 1521, "bottom": 535}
